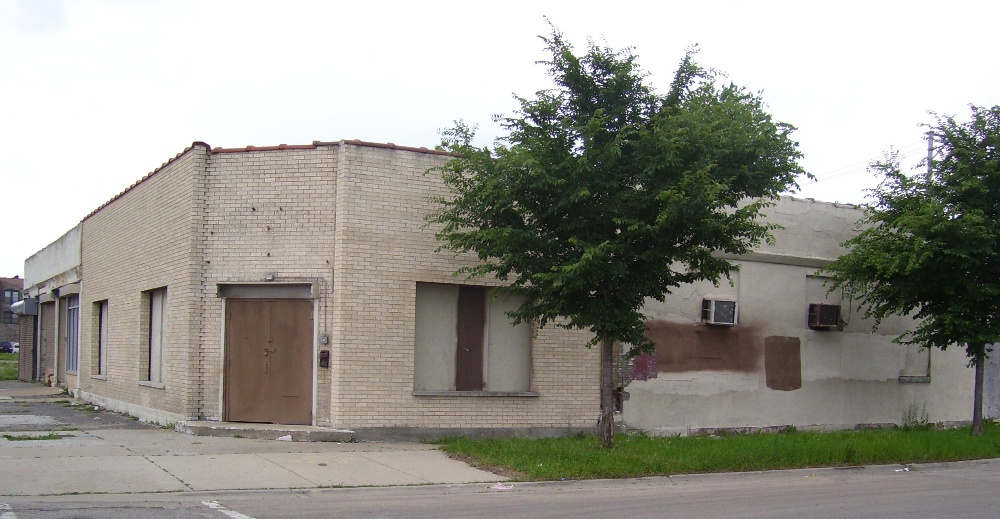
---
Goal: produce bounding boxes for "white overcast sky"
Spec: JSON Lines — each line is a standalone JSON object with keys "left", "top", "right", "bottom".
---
{"left": 1, "top": 0, "right": 997, "bottom": 277}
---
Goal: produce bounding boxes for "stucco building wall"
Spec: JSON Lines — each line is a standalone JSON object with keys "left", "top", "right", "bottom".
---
{"left": 20, "top": 226, "right": 82, "bottom": 387}
{"left": 24, "top": 227, "right": 81, "bottom": 294}
{"left": 622, "top": 198, "right": 974, "bottom": 434}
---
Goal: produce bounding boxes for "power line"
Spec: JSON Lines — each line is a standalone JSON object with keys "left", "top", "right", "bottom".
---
{"left": 810, "top": 140, "right": 926, "bottom": 184}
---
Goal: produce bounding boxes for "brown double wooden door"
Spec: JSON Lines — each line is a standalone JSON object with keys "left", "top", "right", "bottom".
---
{"left": 224, "top": 299, "right": 313, "bottom": 425}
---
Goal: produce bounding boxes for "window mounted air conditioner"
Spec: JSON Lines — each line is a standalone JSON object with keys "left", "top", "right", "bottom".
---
{"left": 808, "top": 303, "right": 842, "bottom": 330}
{"left": 702, "top": 299, "right": 738, "bottom": 326}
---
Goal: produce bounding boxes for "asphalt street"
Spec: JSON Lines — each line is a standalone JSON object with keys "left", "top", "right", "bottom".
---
{"left": 4, "top": 460, "right": 1000, "bottom": 519}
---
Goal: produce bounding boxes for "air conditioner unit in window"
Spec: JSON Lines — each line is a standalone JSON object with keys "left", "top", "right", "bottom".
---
{"left": 702, "top": 299, "right": 738, "bottom": 326}
{"left": 808, "top": 303, "right": 842, "bottom": 330}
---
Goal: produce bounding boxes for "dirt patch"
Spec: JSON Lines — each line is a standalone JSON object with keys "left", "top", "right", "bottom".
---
{"left": 0, "top": 397, "right": 159, "bottom": 432}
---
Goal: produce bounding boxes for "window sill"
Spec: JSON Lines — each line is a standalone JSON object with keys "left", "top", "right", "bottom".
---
{"left": 139, "top": 381, "right": 165, "bottom": 390}
{"left": 413, "top": 391, "right": 539, "bottom": 397}
{"left": 91, "top": 375, "right": 107, "bottom": 381}
{"left": 898, "top": 376, "right": 931, "bottom": 384}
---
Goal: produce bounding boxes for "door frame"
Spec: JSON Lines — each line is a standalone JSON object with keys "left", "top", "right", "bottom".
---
{"left": 217, "top": 283, "right": 318, "bottom": 425}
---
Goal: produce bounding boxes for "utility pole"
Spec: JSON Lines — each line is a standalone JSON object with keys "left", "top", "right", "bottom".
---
{"left": 926, "top": 130, "right": 934, "bottom": 176}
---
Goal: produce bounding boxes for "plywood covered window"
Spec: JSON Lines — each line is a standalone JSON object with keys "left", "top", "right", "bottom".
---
{"left": 414, "top": 283, "right": 531, "bottom": 393}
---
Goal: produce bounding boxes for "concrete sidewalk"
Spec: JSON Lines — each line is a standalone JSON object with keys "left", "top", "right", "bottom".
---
{"left": 0, "top": 381, "right": 505, "bottom": 497}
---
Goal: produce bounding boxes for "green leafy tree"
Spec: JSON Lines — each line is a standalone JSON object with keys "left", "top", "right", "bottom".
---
{"left": 428, "top": 28, "right": 805, "bottom": 447}
{"left": 825, "top": 105, "right": 1000, "bottom": 436}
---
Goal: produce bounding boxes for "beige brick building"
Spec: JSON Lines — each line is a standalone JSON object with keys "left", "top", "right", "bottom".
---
{"left": 17, "top": 140, "right": 979, "bottom": 437}
{"left": 21, "top": 141, "right": 599, "bottom": 436}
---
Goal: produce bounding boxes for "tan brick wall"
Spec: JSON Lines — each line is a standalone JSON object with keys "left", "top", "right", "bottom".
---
{"left": 200, "top": 146, "right": 338, "bottom": 422}
{"left": 17, "top": 315, "right": 35, "bottom": 381}
{"left": 329, "top": 143, "right": 600, "bottom": 430}
{"left": 78, "top": 145, "right": 209, "bottom": 422}
{"left": 68, "top": 140, "right": 602, "bottom": 431}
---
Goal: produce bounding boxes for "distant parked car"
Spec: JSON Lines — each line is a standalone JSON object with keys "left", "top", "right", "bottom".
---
{"left": 11, "top": 343, "right": 18, "bottom": 354}
{"left": 0, "top": 341, "right": 12, "bottom": 354}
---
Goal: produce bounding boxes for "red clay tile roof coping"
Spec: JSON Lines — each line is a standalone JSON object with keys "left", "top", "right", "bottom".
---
{"left": 211, "top": 140, "right": 456, "bottom": 157}
{"left": 83, "top": 141, "right": 211, "bottom": 221}
{"left": 321, "top": 139, "right": 458, "bottom": 157}
{"left": 211, "top": 143, "right": 317, "bottom": 153}
{"left": 81, "top": 139, "right": 455, "bottom": 222}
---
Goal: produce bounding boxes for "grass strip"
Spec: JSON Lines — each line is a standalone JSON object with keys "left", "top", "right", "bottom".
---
{"left": 0, "top": 353, "right": 17, "bottom": 381}
{"left": 437, "top": 423, "right": 1000, "bottom": 481}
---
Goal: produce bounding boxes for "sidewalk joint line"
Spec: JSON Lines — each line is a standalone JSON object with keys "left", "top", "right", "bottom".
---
{"left": 254, "top": 453, "right": 321, "bottom": 486}
{"left": 89, "top": 430, "right": 195, "bottom": 491}
{"left": 357, "top": 452, "right": 429, "bottom": 483}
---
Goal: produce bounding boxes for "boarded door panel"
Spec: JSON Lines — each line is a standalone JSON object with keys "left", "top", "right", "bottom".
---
{"left": 225, "top": 299, "right": 313, "bottom": 425}
{"left": 269, "top": 299, "right": 314, "bottom": 425}
{"left": 764, "top": 336, "right": 802, "bottom": 391}
{"left": 225, "top": 300, "right": 273, "bottom": 422}
{"left": 455, "top": 286, "right": 486, "bottom": 391}
{"left": 40, "top": 302, "right": 55, "bottom": 382}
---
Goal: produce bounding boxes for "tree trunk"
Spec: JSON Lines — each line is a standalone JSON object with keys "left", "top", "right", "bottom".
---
{"left": 972, "top": 349, "right": 985, "bottom": 436}
{"left": 599, "top": 335, "right": 615, "bottom": 448}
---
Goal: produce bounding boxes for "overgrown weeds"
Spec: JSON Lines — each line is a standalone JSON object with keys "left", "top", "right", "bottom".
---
{"left": 902, "top": 403, "right": 931, "bottom": 430}
{"left": 3, "top": 433, "right": 62, "bottom": 441}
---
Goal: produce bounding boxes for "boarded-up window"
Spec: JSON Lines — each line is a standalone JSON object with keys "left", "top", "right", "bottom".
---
{"left": 414, "top": 283, "right": 531, "bottom": 392}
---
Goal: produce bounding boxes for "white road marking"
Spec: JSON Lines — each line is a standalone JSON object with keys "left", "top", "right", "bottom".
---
{"left": 202, "top": 500, "right": 258, "bottom": 519}
{"left": 0, "top": 503, "right": 18, "bottom": 519}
